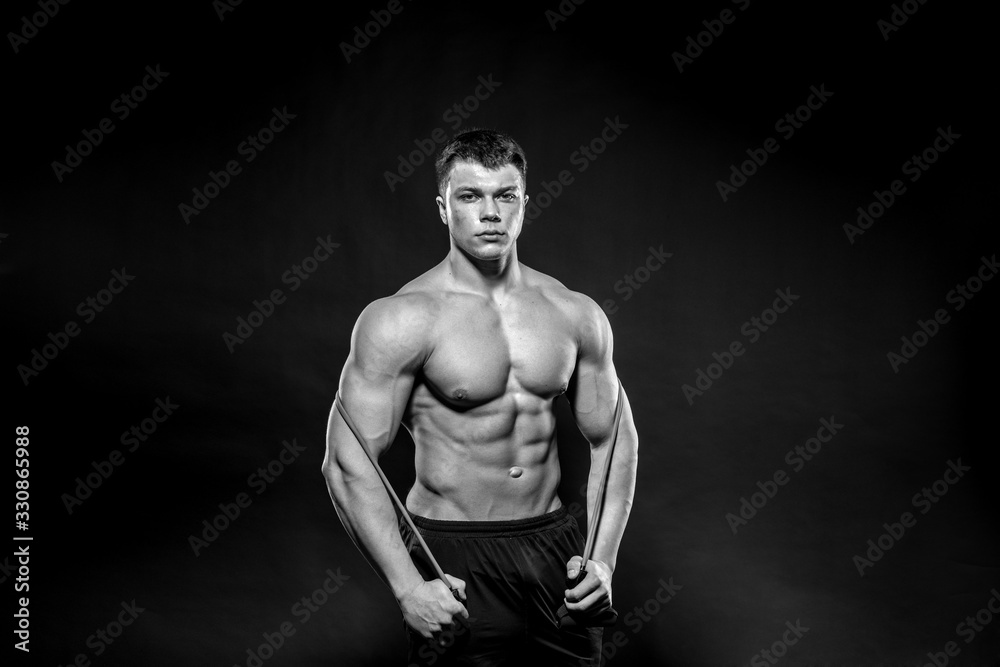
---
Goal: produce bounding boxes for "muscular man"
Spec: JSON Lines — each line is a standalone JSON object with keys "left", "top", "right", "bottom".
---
{"left": 322, "top": 129, "right": 638, "bottom": 665}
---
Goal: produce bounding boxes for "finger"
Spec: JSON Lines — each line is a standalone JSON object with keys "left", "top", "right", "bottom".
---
{"left": 420, "top": 622, "right": 441, "bottom": 639}
{"left": 437, "top": 592, "right": 468, "bottom": 621}
{"left": 438, "top": 579, "right": 468, "bottom": 620}
{"left": 566, "top": 555, "right": 584, "bottom": 580}
{"left": 564, "top": 570, "right": 599, "bottom": 601}
{"left": 566, "top": 586, "right": 611, "bottom": 612}
{"left": 434, "top": 598, "right": 464, "bottom": 622}
{"left": 444, "top": 574, "right": 467, "bottom": 601}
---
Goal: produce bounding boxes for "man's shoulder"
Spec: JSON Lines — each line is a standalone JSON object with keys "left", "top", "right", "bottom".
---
{"left": 356, "top": 290, "right": 438, "bottom": 334}
{"left": 522, "top": 264, "right": 606, "bottom": 322}
{"left": 348, "top": 288, "right": 439, "bottom": 372}
{"left": 353, "top": 272, "right": 443, "bottom": 347}
{"left": 521, "top": 265, "right": 612, "bottom": 356}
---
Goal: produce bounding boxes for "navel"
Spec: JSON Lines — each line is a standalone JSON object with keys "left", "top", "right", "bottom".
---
{"left": 508, "top": 466, "right": 523, "bottom": 479}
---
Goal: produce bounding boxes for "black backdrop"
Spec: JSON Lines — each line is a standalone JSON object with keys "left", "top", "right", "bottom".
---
{"left": 5, "top": 1, "right": 998, "bottom": 665}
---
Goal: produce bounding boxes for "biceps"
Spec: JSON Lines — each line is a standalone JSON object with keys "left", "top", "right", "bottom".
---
{"left": 338, "top": 353, "right": 415, "bottom": 451}
{"left": 569, "top": 357, "right": 619, "bottom": 444}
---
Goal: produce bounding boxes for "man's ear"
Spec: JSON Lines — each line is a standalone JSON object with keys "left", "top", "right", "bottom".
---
{"left": 436, "top": 195, "right": 447, "bottom": 225}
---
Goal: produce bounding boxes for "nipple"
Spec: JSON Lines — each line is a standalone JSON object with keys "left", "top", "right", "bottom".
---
{"left": 508, "top": 466, "right": 523, "bottom": 479}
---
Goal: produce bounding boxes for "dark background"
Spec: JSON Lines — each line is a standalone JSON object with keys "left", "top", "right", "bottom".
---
{"left": 5, "top": 0, "right": 998, "bottom": 665}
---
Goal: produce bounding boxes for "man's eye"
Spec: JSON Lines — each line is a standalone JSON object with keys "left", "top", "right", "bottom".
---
{"left": 459, "top": 194, "right": 477, "bottom": 201}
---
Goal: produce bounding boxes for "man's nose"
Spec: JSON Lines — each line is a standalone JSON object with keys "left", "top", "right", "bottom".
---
{"left": 480, "top": 197, "right": 501, "bottom": 221}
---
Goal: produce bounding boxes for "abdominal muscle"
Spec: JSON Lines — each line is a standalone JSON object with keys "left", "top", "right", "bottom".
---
{"left": 402, "top": 384, "right": 564, "bottom": 521}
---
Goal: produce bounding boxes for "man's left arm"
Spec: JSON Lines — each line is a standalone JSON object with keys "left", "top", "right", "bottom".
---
{"left": 564, "top": 296, "right": 639, "bottom": 615}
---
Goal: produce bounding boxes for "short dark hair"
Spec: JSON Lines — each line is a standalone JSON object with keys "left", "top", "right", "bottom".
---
{"left": 434, "top": 128, "right": 527, "bottom": 195}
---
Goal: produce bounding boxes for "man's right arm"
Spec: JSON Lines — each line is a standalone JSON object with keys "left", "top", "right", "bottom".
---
{"left": 321, "top": 296, "right": 467, "bottom": 637}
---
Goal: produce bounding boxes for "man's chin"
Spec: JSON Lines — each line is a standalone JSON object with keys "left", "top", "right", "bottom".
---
{"left": 475, "top": 247, "right": 505, "bottom": 259}
{"left": 461, "top": 242, "right": 510, "bottom": 262}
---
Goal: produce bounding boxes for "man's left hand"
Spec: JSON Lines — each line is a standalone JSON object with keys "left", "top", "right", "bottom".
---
{"left": 564, "top": 556, "right": 613, "bottom": 614}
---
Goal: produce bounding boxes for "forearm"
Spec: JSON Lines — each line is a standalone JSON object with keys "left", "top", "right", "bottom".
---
{"left": 586, "top": 430, "right": 638, "bottom": 574}
{"left": 322, "top": 455, "right": 425, "bottom": 600}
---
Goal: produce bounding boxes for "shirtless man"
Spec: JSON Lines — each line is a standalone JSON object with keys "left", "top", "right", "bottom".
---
{"left": 322, "top": 129, "right": 638, "bottom": 665}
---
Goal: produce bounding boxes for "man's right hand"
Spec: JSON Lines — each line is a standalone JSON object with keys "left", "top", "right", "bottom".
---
{"left": 398, "top": 576, "right": 468, "bottom": 639}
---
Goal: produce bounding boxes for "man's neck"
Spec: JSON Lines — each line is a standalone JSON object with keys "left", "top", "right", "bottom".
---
{"left": 445, "top": 243, "right": 522, "bottom": 299}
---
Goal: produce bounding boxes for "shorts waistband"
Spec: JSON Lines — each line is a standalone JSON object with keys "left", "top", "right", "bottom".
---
{"left": 409, "top": 506, "right": 571, "bottom": 538}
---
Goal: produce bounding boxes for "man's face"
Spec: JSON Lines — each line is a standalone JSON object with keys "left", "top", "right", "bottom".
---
{"left": 436, "top": 160, "right": 527, "bottom": 261}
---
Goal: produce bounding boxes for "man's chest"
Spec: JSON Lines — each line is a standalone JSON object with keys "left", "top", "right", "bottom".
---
{"left": 421, "top": 295, "right": 577, "bottom": 405}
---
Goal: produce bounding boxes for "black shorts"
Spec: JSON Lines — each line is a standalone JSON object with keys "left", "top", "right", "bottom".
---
{"left": 400, "top": 506, "right": 602, "bottom": 667}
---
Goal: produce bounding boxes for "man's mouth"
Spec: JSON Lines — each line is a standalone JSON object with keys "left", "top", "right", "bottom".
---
{"left": 477, "top": 231, "right": 505, "bottom": 237}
